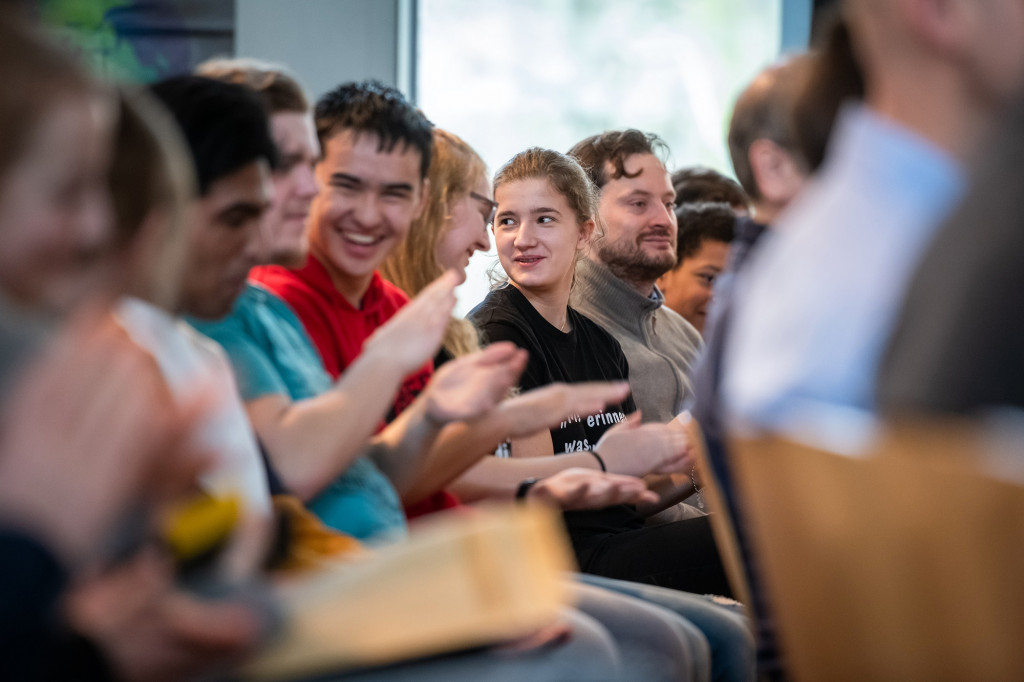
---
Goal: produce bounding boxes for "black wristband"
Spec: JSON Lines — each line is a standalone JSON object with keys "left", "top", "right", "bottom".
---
{"left": 515, "top": 477, "right": 541, "bottom": 501}
{"left": 590, "top": 450, "right": 607, "bottom": 472}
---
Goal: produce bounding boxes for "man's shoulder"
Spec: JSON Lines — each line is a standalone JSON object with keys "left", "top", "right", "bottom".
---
{"left": 249, "top": 264, "right": 298, "bottom": 289}
{"left": 569, "top": 289, "right": 607, "bottom": 319}
{"left": 193, "top": 284, "right": 263, "bottom": 333}
{"left": 571, "top": 307, "right": 623, "bottom": 349}
{"left": 648, "top": 306, "right": 703, "bottom": 366}
{"left": 250, "top": 263, "right": 325, "bottom": 309}
{"left": 569, "top": 286, "right": 625, "bottom": 340}
{"left": 119, "top": 299, "right": 200, "bottom": 373}
{"left": 656, "top": 305, "right": 702, "bottom": 343}
{"left": 250, "top": 265, "right": 344, "bottom": 348}
{"left": 175, "top": 317, "right": 227, "bottom": 360}
{"left": 193, "top": 285, "right": 305, "bottom": 354}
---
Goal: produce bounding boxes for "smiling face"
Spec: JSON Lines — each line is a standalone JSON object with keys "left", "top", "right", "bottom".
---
{"left": 264, "top": 111, "right": 319, "bottom": 267}
{"left": 434, "top": 174, "right": 493, "bottom": 283}
{"left": 0, "top": 93, "right": 113, "bottom": 313}
{"left": 594, "top": 152, "right": 678, "bottom": 293}
{"left": 308, "top": 129, "right": 426, "bottom": 305}
{"left": 658, "top": 238, "right": 730, "bottom": 334}
{"left": 493, "top": 177, "right": 591, "bottom": 300}
{"left": 179, "top": 159, "right": 273, "bottom": 319}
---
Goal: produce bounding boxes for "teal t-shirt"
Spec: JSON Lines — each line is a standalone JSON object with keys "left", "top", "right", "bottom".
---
{"left": 190, "top": 283, "right": 407, "bottom": 543}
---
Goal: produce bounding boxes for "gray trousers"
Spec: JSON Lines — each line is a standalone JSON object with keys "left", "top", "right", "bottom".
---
{"left": 318, "top": 574, "right": 754, "bottom": 681}
{"left": 578, "top": 573, "right": 756, "bottom": 682}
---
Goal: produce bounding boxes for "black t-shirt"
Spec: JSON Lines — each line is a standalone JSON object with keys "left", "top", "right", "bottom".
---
{"left": 468, "top": 284, "right": 643, "bottom": 543}
{"left": 434, "top": 345, "right": 456, "bottom": 370}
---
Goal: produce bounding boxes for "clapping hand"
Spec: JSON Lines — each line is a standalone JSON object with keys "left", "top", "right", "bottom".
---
{"left": 526, "top": 468, "right": 658, "bottom": 510}
{"left": 423, "top": 342, "right": 528, "bottom": 424}
{"left": 363, "top": 270, "right": 459, "bottom": 375}
{"left": 592, "top": 413, "right": 694, "bottom": 477}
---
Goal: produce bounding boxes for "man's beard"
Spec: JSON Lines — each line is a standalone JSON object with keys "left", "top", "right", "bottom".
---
{"left": 597, "top": 237, "right": 676, "bottom": 287}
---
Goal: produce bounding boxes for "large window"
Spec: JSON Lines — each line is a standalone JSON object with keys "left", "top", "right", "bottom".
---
{"left": 419, "top": 0, "right": 783, "bottom": 313}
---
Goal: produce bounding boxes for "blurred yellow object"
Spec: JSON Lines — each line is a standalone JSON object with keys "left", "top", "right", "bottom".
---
{"left": 270, "top": 495, "right": 366, "bottom": 573}
{"left": 241, "top": 503, "right": 575, "bottom": 681}
{"left": 162, "top": 492, "right": 240, "bottom": 563}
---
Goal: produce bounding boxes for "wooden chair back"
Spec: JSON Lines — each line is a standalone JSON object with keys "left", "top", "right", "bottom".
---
{"left": 729, "top": 419, "right": 1024, "bottom": 681}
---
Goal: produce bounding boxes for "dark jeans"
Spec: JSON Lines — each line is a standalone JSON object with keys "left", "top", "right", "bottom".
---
{"left": 573, "top": 514, "right": 733, "bottom": 597}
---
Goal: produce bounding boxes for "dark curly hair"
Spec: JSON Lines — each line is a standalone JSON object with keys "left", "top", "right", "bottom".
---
{"left": 315, "top": 79, "right": 433, "bottom": 178}
{"left": 674, "top": 202, "right": 736, "bottom": 265}
{"left": 149, "top": 75, "right": 279, "bottom": 196}
{"left": 567, "top": 129, "right": 670, "bottom": 190}
{"left": 671, "top": 166, "right": 750, "bottom": 212}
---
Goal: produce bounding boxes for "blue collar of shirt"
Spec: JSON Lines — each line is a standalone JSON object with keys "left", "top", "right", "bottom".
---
{"left": 827, "top": 103, "right": 966, "bottom": 216}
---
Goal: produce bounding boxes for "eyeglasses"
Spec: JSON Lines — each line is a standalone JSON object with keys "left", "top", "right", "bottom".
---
{"left": 470, "top": 191, "right": 498, "bottom": 227}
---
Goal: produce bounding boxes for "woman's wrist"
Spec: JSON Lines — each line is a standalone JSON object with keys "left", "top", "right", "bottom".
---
{"left": 515, "top": 477, "right": 541, "bottom": 501}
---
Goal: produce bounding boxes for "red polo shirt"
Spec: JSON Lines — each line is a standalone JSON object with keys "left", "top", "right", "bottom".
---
{"left": 251, "top": 255, "right": 432, "bottom": 416}
{"left": 250, "top": 255, "right": 457, "bottom": 516}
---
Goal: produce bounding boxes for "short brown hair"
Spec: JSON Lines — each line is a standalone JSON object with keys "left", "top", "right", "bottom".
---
{"left": 674, "top": 202, "right": 736, "bottom": 266}
{"left": 727, "top": 55, "right": 813, "bottom": 201}
{"left": 671, "top": 166, "right": 750, "bottom": 212}
{"left": 195, "top": 57, "right": 308, "bottom": 114}
{"left": 315, "top": 80, "right": 433, "bottom": 179}
{"left": 792, "top": 17, "right": 865, "bottom": 172}
{"left": 494, "top": 147, "right": 597, "bottom": 228}
{"left": 568, "top": 129, "right": 670, "bottom": 190}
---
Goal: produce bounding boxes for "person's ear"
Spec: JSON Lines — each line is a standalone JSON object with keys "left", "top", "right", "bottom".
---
{"left": 577, "top": 217, "right": 596, "bottom": 250}
{"left": 591, "top": 212, "right": 607, "bottom": 242}
{"left": 749, "top": 138, "right": 806, "bottom": 207}
{"left": 903, "top": 0, "right": 974, "bottom": 56}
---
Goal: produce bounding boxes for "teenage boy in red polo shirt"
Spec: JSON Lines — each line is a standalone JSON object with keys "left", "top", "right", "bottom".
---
{"left": 250, "top": 81, "right": 456, "bottom": 516}
{"left": 251, "top": 80, "right": 435, "bottom": 423}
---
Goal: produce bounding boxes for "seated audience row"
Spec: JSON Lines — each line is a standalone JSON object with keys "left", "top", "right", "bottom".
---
{"left": 17, "top": 0, "right": 1018, "bottom": 678}
{"left": 0, "top": 10, "right": 756, "bottom": 679}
